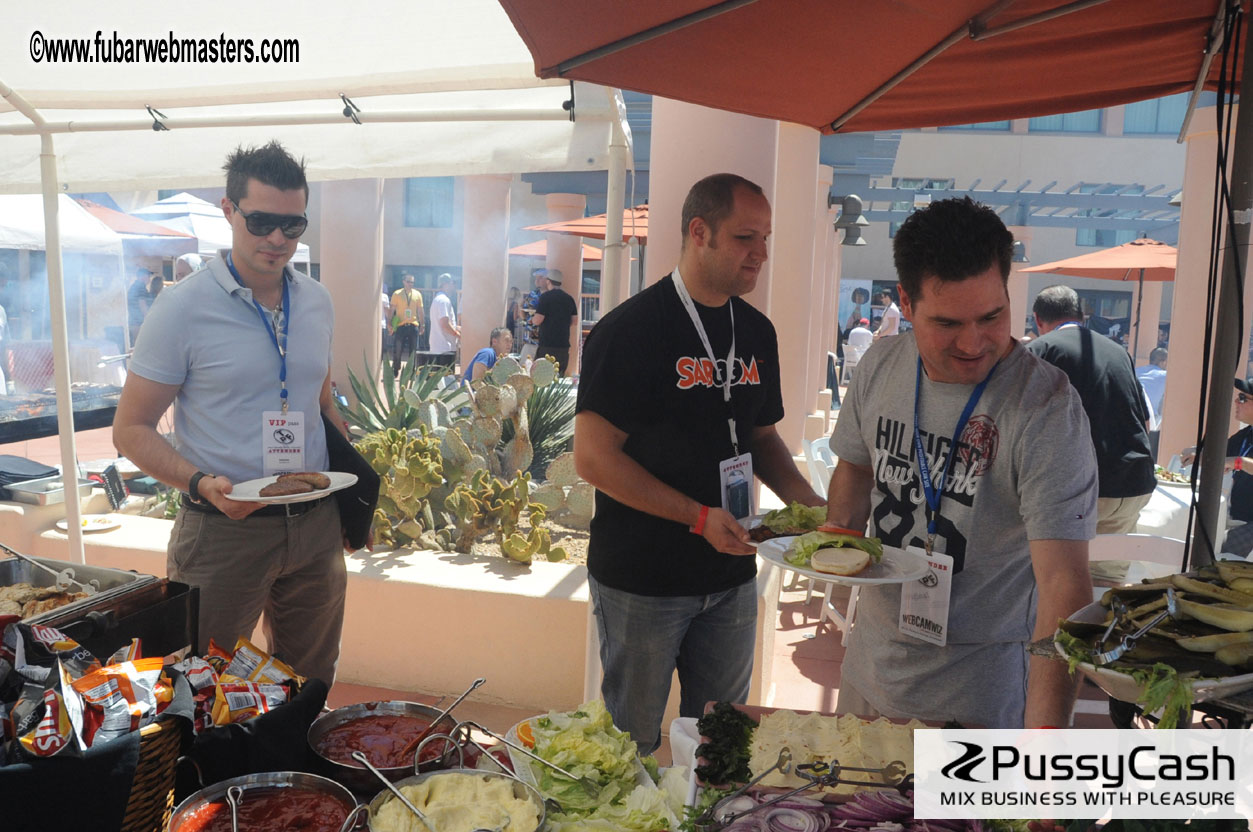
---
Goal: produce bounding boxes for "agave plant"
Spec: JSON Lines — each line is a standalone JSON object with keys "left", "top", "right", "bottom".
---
{"left": 338, "top": 357, "right": 463, "bottom": 433}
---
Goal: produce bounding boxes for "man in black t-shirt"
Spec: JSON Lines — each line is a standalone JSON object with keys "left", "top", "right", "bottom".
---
{"left": 532, "top": 268, "right": 579, "bottom": 375}
{"left": 1027, "top": 284, "right": 1154, "bottom": 533}
{"left": 574, "top": 174, "right": 823, "bottom": 753}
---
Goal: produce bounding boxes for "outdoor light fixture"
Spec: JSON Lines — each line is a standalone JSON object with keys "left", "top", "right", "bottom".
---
{"left": 830, "top": 193, "right": 868, "bottom": 246}
{"left": 1012, "top": 240, "right": 1029, "bottom": 263}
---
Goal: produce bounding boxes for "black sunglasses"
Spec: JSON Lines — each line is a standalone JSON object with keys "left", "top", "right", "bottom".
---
{"left": 231, "top": 201, "right": 308, "bottom": 239}
{"left": 1239, "top": 393, "right": 1249, "bottom": 404}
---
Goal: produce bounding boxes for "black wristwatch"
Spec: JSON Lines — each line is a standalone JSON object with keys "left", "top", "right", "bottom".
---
{"left": 188, "top": 471, "right": 211, "bottom": 505}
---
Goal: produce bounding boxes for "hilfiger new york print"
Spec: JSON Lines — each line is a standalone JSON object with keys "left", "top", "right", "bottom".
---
{"left": 870, "top": 413, "right": 1000, "bottom": 571}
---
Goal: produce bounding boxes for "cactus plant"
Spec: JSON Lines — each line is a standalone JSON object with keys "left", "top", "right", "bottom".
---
{"left": 356, "top": 426, "right": 445, "bottom": 547}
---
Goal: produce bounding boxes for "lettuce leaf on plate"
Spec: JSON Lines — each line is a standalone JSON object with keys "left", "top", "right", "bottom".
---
{"left": 784, "top": 530, "right": 882, "bottom": 568}
{"left": 761, "top": 502, "right": 826, "bottom": 533}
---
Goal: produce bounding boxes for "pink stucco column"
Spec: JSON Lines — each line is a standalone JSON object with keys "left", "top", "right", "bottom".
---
{"left": 320, "top": 178, "right": 385, "bottom": 405}
{"left": 1159, "top": 107, "right": 1225, "bottom": 464}
{"left": 647, "top": 97, "right": 823, "bottom": 453}
{"left": 1007, "top": 227, "right": 1032, "bottom": 339}
{"left": 811, "top": 164, "right": 836, "bottom": 402}
{"left": 544, "top": 193, "right": 586, "bottom": 375}
{"left": 460, "top": 175, "right": 512, "bottom": 374}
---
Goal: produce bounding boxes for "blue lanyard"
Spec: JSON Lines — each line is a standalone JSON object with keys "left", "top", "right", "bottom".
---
{"left": 226, "top": 253, "right": 291, "bottom": 413}
{"left": 913, "top": 357, "right": 997, "bottom": 551}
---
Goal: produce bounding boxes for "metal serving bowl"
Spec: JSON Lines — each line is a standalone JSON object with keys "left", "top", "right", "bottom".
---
{"left": 308, "top": 701, "right": 460, "bottom": 794}
{"left": 367, "top": 768, "right": 546, "bottom": 832}
{"left": 168, "top": 771, "right": 364, "bottom": 832}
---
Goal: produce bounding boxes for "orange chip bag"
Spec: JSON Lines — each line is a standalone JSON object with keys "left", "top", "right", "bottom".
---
{"left": 107, "top": 638, "right": 142, "bottom": 665}
{"left": 70, "top": 657, "right": 165, "bottom": 747}
{"left": 205, "top": 638, "right": 234, "bottom": 674}
{"left": 210, "top": 680, "right": 287, "bottom": 725}
{"left": 224, "top": 637, "right": 303, "bottom": 686}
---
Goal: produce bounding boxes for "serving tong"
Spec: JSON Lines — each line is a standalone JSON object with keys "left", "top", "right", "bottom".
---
{"left": 693, "top": 758, "right": 912, "bottom": 832}
{"left": 0, "top": 541, "right": 98, "bottom": 595}
{"left": 399, "top": 677, "right": 486, "bottom": 760}
{"left": 1095, "top": 587, "right": 1179, "bottom": 665}
{"left": 456, "top": 719, "right": 604, "bottom": 800}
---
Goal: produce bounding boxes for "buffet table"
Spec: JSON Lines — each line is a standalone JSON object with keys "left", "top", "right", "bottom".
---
{"left": 1135, "top": 479, "right": 1225, "bottom": 540}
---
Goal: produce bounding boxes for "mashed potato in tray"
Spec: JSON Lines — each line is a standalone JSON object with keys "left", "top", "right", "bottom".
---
{"left": 747, "top": 711, "right": 924, "bottom": 796}
{"left": 371, "top": 772, "right": 541, "bottom": 832}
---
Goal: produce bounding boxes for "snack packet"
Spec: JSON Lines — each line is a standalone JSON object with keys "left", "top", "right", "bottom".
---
{"left": 107, "top": 638, "right": 142, "bottom": 665}
{"left": 70, "top": 657, "right": 165, "bottom": 747}
{"left": 12, "top": 623, "right": 100, "bottom": 680}
{"left": 10, "top": 659, "right": 84, "bottom": 758}
{"left": 224, "top": 637, "right": 303, "bottom": 686}
{"left": 205, "top": 638, "right": 234, "bottom": 674}
{"left": 210, "top": 679, "right": 287, "bottom": 725}
{"left": 171, "top": 655, "right": 218, "bottom": 692}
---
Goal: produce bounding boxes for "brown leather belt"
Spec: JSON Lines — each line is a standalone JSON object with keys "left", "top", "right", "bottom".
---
{"left": 180, "top": 494, "right": 329, "bottom": 518}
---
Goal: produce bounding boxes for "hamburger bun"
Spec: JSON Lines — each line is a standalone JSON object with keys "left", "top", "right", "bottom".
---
{"left": 811, "top": 547, "right": 871, "bottom": 576}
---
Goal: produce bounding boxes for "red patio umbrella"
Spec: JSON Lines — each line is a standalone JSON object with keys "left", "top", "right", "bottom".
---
{"left": 497, "top": 0, "right": 1244, "bottom": 134}
{"left": 1022, "top": 238, "right": 1177, "bottom": 361}
{"left": 508, "top": 239, "right": 603, "bottom": 261}
{"left": 525, "top": 205, "right": 648, "bottom": 243}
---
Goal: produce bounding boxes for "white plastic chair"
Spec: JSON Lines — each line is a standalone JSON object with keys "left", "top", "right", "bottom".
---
{"left": 804, "top": 437, "right": 836, "bottom": 500}
{"left": 839, "top": 344, "right": 867, "bottom": 387}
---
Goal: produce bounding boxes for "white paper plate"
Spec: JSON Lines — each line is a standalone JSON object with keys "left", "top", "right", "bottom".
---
{"left": 756, "top": 537, "right": 930, "bottom": 585}
{"left": 1154, "top": 476, "right": 1192, "bottom": 489}
{"left": 223, "top": 471, "right": 358, "bottom": 504}
{"left": 1054, "top": 601, "right": 1253, "bottom": 703}
{"left": 56, "top": 514, "right": 119, "bottom": 532}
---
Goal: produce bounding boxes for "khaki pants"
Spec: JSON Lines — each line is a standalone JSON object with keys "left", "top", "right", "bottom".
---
{"left": 1096, "top": 492, "right": 1152, "bottom": 535}
{"left": 168, "top": 498, "right": 346, "bottom": 685}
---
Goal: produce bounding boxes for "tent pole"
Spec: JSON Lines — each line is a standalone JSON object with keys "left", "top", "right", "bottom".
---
{"left": 2, "top": 80, "right": 86, "bottom": 564}
{"left": 1192, "top": 39, "right": 1253, "bottom": 568}
{"left": 601, "top": 90, "right": 629, "bottom": 315}
{"left": 39, "top": 140, "right": 87, "bottom": 565}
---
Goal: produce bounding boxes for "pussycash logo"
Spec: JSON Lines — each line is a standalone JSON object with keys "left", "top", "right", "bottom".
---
{"left": 675, "top": 356, "right": 761, "bottom": 390}
{"left": 939, "top": 740, "right": 1235, "bottom": 789}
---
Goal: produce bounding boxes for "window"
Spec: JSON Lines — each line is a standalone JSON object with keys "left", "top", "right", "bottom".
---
{"left": 403, "top": 177, "right": 454, "bottom": 228}
{"left": 1028, "top": 109, "right": 1102, "bottom": 133}
{"left": 1075, "top": 228, "right": 1137, "bottom": 247}
{"left": 939, "top": 120, "right": 1011, "bottom": 131}
{"left": 1124, "top": 92, "right": 1217, "bottom": 134}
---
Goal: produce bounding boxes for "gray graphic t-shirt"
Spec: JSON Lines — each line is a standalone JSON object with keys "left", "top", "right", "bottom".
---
{"left": 831, "top": 333, "right": 1096, "bottom": 727}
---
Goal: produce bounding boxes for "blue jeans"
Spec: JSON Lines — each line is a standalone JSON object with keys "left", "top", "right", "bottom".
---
{"left": 588, "top": 575, "right": 757, "bottom": 754}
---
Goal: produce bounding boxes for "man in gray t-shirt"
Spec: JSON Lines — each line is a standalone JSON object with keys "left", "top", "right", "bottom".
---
{"left": 825, "top": 197, "right": 1097, "bottom": 729}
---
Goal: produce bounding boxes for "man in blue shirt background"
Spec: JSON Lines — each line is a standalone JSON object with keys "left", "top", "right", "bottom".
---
{"left": 462, "top": 326, "right": 513, "bottom": 383}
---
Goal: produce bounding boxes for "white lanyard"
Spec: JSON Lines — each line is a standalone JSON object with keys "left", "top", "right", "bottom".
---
{"left": 672, "top": 268, "right": 739, "bottom": 456}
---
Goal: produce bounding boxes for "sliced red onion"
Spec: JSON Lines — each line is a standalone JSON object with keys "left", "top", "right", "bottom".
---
{"left": 765, "top": 808, "right": 822, "bottom": 832}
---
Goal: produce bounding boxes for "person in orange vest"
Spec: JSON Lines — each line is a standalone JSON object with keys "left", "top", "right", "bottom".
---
{"left": 388, "top": 273, "right": 425, "bottom": 377}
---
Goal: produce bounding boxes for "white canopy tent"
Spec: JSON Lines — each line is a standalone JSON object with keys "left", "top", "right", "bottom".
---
{"left": 136, "top": 194, "right": 311, "bottom": 263}
{"left": 0, "top": 0, "right": 632, "bottom": 561}
{"left": 0, "top": 194, "right": 123, "bottom": 255}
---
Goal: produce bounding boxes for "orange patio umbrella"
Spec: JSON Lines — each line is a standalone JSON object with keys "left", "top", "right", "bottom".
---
{"left": 508, "top": 238, "right": 603, "bottom": 261}
{"left": 1022, "top": 237, "right": 1177, "bottom": 361}
{"left": 496, "top": 1, "right": 1244, "bottom": 134}
{"left": 525, "top": 205, "right": 648, "bottom": 243}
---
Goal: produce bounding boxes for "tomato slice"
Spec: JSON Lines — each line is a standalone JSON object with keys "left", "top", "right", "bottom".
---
{"left": 816, "top": 524, "right": 864, "bottom": 537}
{"left": 517, "top": 720, "right": 535, "bottom": 748}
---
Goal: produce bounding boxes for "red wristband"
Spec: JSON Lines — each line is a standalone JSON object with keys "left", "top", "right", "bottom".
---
{"left": 690, "top": 505, "right": 710, "bottom": 535}
{"left": 1236, "top": 457, "right": 1243, "bottom": 472}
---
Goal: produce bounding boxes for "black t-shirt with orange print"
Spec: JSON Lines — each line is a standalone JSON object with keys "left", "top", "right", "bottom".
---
{"left": 576, "top": 273, "right": 784, "bottom": 596}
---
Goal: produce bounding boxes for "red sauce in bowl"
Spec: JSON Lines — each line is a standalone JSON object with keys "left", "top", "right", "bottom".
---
{"left": 179, "top": 788, "right": 349, "bottom": 832}
{"left": 316, "top": 714, "right": 449, "bottom": 769}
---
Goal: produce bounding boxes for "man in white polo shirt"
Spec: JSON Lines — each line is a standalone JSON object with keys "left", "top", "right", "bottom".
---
{"left": 113, "top": 141, "right": 351, "bottom": 685}
{"left": 428, "top": 273, "right": 461, "bottom": 367}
